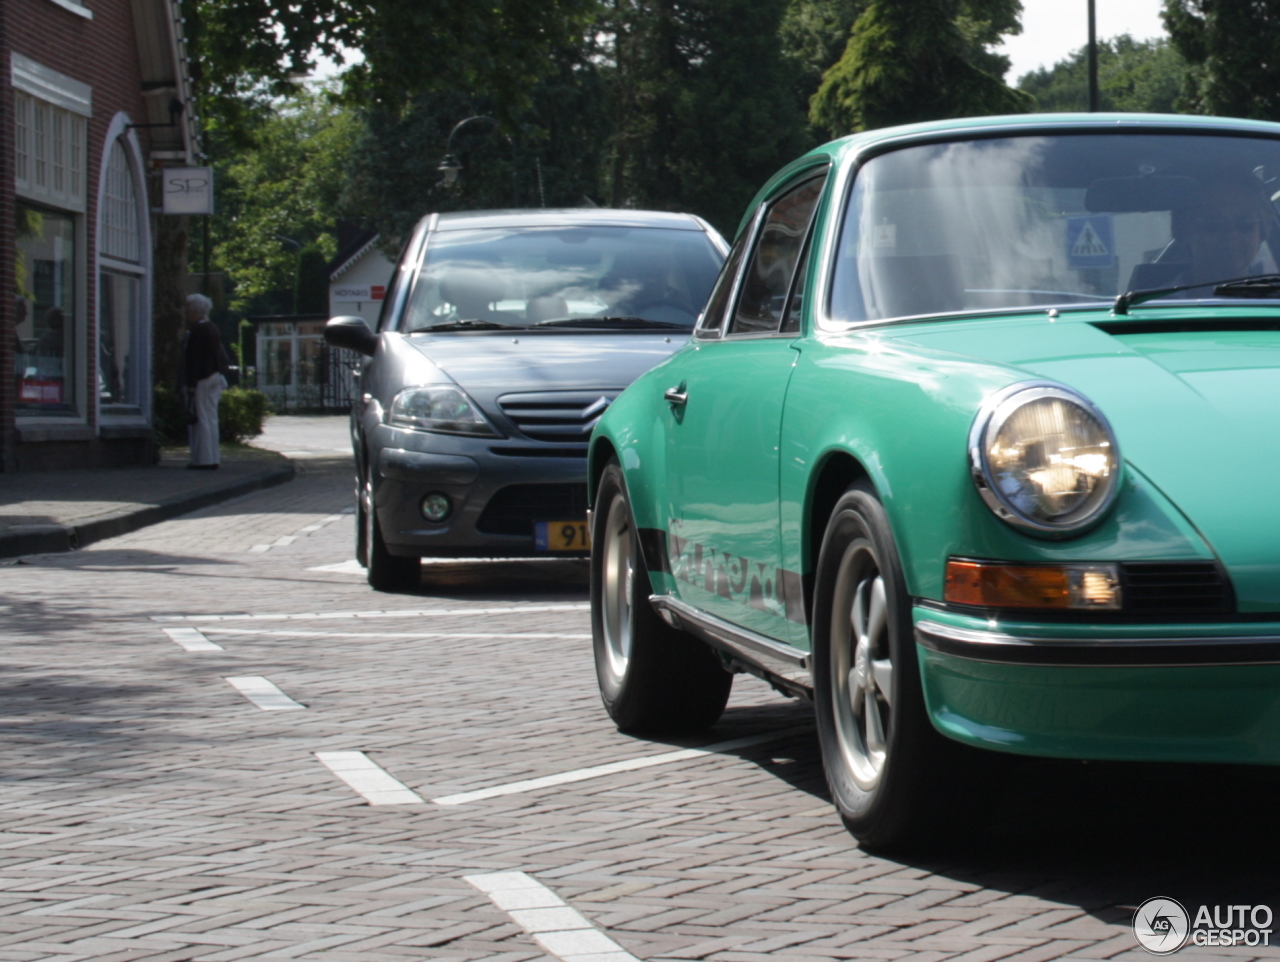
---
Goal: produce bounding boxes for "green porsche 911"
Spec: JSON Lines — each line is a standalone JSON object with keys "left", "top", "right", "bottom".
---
{"left": 586, "top": 113, "right": 1280, "bottom": 848}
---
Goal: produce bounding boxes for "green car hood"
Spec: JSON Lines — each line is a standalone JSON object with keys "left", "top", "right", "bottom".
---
{"left": 889, "top": 311, "right": 1280, "bottom": 611}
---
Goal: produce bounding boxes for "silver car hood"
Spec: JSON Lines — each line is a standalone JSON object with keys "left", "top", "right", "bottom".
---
{"left": 404, "top": 331, "right": 687, "bottom": 395}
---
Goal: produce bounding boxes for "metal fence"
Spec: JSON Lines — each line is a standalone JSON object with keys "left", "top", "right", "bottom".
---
{"left": 252, "top": 317, "right": 360, "bottom": 413}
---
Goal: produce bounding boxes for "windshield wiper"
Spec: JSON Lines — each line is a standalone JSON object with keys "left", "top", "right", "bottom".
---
{"left": 421, "top": 319, "right": 513, "bottom": 332}
{"left": 534, "top": 316, "right": 688, "bottom": 330}
{"left": 1114, "top": 273, "right": 1280, "bottom": 315}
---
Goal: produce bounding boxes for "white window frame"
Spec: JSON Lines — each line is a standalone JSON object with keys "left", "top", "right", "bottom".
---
{"left": 95, "top": 117, "right": 153, "bottom": 426}
{"left": 12, "top": 55, "right": 90, "bottom": 213}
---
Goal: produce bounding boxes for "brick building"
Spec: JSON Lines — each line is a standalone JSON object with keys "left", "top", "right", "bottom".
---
{"left": 1, "top": 0, "right": 197, "bottom": 472}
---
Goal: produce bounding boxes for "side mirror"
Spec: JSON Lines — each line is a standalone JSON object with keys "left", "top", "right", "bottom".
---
{"left": 324, "top": 315, "right": 379, "bottom": 357}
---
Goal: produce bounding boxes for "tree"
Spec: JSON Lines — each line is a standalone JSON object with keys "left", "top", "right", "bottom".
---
{"left": 1018, "top": 36, "right": 1189, "bottom": 114}
{"left": 206, "top": 89, "right": 360, "bottom": 313}
{"left": 602, "top": 0, "right": 811, "bottom": 234}
{"left": 1163, "top": 0, "right": 1280, "bottom": 119}
{"left": 809, "top": 0, "right": 1033, "bottom": 137}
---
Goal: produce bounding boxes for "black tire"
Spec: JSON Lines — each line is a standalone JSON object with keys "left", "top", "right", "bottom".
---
{"left": 365, "top": 476, "right": 420, "bottom": 592}
{"left": 591, "top": 460, "right": 732, "bottom": 733}
{"left": 812, "top": 482, "right": 971, "bottom": 850}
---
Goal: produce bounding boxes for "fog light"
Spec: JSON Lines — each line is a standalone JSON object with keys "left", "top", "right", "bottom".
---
{"left": 420, "top": 493, "right": 452, "bottom": 522}
{"left": 944, "top": 559, "right": 1121, "bottom": 610}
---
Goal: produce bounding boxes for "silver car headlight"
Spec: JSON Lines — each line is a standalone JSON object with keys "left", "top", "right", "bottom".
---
{"left": 388, "top": 386, "right": 500, "bottom": 437}
{"left": 969, "top": 383, "right": 1120, "bottom": 536}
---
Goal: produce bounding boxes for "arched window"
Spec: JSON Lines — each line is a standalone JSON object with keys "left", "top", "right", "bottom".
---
{"left": 98, "top": 135, "right": 147, "bottom": 417}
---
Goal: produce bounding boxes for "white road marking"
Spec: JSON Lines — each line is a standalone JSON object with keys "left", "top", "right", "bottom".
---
{"left": 225, "top": 676, "right": 305, "bottom": 711}
{"left": 161, "top": 627, "right": 223, "bottom": 652}
{"left": 315, "top": 751, "right": 424, "bottom": 805}
{"left": 433, "top": 728, "right": 807, "bottom": 806}
{"left": 251, "top": 513, "right": 349, "bottom": 553}
{"left": 465, "top": 872, "right": 639, "bottom": 962}
{"left": 308, "top": 559, "right": 365, "bottom": 574}
{"left": 205, "top": 628, "right": 590, "bottom": 640}
{"left": 151, "top": 604, "right": 589, "bottom": 623}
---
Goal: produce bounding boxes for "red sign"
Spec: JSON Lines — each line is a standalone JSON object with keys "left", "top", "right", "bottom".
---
{"left": 371, "top": 285, "right": 386, "bottom": 300}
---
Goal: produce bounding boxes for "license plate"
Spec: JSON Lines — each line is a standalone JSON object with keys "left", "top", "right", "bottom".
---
{"left": 534, "top": 520, "right": 591, "bottom": 551}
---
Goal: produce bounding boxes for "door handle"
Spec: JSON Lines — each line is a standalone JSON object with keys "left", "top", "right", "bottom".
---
{"left": 664, "top": 385, "right": 688, "bottom": 406}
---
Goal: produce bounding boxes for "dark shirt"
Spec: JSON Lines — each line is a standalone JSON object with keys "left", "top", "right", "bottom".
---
{"left": 184, "top": 320, "right": 230, "bottom": 386}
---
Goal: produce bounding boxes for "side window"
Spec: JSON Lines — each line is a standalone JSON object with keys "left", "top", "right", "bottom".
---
{"left": 377, "top": 223, "right": 429, "bottom": 332}
{"left": 780, "top": 233, "right": 813, "bottom": 335}
{"left": 695, "top": 228, "right": 750, "bottom": 337}
{"left": 729, "top": 173, "right": 827, "bottom": 336}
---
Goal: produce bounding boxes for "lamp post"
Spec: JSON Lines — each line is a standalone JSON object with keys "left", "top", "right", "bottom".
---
{"left": 436, "top": 115, "right": 518, "bottom": 206}
{"left": 1087, "top": 0, "right": 1099, "bottom": 112}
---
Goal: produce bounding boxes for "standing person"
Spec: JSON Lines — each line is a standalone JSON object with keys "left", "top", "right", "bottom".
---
{"left": 183, "top": 293, "right": 229, "bottom": 469}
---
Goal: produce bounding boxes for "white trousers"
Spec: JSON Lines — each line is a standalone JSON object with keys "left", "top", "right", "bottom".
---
{"left": 188, "top": 373, "right": 226, "bottom": 465}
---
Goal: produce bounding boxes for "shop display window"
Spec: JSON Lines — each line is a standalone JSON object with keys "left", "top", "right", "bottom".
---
{"left": 15, "top": 205, "right": 77, "bottom": 415}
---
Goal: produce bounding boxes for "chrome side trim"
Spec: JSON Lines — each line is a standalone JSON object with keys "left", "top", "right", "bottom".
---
{"left": 917, "top": 619, "right": 1280, "bottom": 667}
{"left": 650, "top": 595, "right": 812, "bottom": 689}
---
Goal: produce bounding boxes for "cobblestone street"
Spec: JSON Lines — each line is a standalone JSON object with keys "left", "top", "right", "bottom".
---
{"left": 0, "top": 428, "right": 1276, "bottom": 961}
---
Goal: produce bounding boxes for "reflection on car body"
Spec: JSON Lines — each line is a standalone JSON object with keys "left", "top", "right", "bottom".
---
{"left": 587, "top": 113, "right": 1280, "bottom": 850}
{"left": 325, "top": 208, "right": 726, "bottom": 591}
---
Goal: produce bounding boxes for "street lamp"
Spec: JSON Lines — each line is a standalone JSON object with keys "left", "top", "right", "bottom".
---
{"left": 436, "top": 115, "right": 517, "bottom": 205}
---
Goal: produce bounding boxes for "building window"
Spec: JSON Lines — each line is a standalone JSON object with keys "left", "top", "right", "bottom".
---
{"left": 14, "top": 205, "right": 77, "bottom": 414}
{"left": 13, "top": 91, "right": 87, "bottom": 210}
{"left": 99, "top": 138, "right": 146, "bottom": 415}
{"left": 102, "top": 140, "right": 141, "bottom": 263}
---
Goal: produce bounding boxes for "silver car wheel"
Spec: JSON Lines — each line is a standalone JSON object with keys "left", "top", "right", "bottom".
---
{"left": 600, "top": 491, "right": 634, "bottom": 682}
{"left": 831, "top": 537, "right": 893, "bottom": 791}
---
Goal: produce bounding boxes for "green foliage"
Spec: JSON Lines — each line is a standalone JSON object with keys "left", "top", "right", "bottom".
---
{"left": 153, "top": 384, "right": 270, "bottom": 444}
{"left": 207, "top": 89, "right": 355, "bottom": 311}
{"left": 1163, "top": 0, "right": 1280, "bottom": 119}
{"left": 810, "top": 0, "right": 1033, "bottom": 136}
{"left": 602, "top": 0, "right": 812, "bottom": 235}
{"left": 219, "top": 388, "right": 271, "bottom": 443}
{"left": 1018, "top": 36, "right": 1188, "bottom": 114}
{"left": 153, "top": 383, "right": 188, "bottom": 444}
{"left": 294, "top": 243, "right": 330, "bottom": 315}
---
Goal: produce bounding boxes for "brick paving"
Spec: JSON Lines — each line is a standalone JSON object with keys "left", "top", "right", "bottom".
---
{"left": 0, "top": 449, "right": 1275, "bottom": 960}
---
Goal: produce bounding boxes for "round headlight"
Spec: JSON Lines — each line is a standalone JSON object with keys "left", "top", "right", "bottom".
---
{"left": 969, "top": 383, "right": 1120, "bottom": 536}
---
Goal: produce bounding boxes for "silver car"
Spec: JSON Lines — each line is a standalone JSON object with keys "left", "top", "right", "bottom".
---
{"left": 324, "top": 208, "right": 727, "bottom": 590}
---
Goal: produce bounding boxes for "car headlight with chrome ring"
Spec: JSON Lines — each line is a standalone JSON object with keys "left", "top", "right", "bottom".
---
{"left": 969, "top": 382, "right": 1120, "bottom": 536}
{"left": 388, "top": 386, "right": 500, "bottom": 437}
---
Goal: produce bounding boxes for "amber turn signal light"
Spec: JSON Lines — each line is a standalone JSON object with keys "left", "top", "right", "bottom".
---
{"left": 944, "top": 559, "right": 1121, "bottom": 610}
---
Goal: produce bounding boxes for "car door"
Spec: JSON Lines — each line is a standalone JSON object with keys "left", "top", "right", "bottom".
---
{"left": 663, "top": 171, "right": 828, "bottom": 642}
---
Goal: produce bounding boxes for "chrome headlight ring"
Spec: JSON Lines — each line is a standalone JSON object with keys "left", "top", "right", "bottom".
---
{"left": 968, "top": 380, "right": 1122, "bottom": 537}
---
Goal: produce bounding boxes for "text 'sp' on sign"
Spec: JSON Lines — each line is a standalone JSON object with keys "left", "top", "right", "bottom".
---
{"left": 163, "top": 167, "right": 214, "bottom": 215}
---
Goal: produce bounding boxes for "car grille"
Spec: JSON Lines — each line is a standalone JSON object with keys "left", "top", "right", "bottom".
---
{"left": 476, "top": 483, "right": 590, "bottom": 537}
{"left": 1118, "top": 562, "right": 1233, "bottom": 615}
{"left": 497, "top": 391, "right": 620, "bottom": 444}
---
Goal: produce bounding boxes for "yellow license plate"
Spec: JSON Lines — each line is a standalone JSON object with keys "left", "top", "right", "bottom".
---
{"left": 535, "top": 520, "right": 591, "bottom": 551}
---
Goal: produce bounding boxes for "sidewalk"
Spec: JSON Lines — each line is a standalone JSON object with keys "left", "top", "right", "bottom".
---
{"left": 0, "top": 446, "right": 297, "bottom": 560}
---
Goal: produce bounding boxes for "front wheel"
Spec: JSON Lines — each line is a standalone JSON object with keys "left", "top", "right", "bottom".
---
{"left": 812, "top": 483, "right": 970, "bottom": 850}
{"left": 591, "top": 460, "right": 731, "bottom": 733}
{"left": 365, "top": 477, "right": 420, "bottom": 592}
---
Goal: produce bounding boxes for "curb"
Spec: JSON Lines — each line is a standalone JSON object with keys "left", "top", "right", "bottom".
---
{"left": 0, "top": 462, "right": 296, "bottom": 560}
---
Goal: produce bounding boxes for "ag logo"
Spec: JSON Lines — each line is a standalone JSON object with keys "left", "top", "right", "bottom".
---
{"left": 1133, "top": 897, "right": 1189, "bottom": 955}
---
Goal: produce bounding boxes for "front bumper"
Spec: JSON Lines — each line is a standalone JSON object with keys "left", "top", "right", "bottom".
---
{"left": 370, "top": 424, "right": 590, "bottom": 558}
{"left": 915, "top": 607, "right": 1280, "bottom": 766}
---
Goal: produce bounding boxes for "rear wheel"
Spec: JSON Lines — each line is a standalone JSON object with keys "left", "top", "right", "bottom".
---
{"left": 812, "top": 483, "right": 971, "bottom": 850}
{"left": 365, "top": 477, "right": 420, "bottom": 592}
{"left": 591, "top": 461, "right": 731, "bottom": 733}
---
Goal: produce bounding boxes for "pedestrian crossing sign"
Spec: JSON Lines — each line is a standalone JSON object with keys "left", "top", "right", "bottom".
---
{"left": 1066, "top": 214, "right": 1115, "bottom": 270}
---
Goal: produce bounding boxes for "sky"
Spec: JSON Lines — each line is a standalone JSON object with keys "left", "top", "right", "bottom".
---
{"left": 999, "top": 0, "right": 1168, "bottom": 82}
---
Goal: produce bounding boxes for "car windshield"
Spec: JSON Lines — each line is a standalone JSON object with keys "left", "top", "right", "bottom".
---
{"left": 401, "top": 225, "right": 724, "bottom": 332}
{"left": 829, "top": 133, "right": 1280, "bottom": 323}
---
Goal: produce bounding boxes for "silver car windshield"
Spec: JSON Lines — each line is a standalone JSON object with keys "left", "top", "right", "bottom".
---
{"left": 830, "top": 133, "right": 1280, "bottom": 322}
{"left": 401, "top": 225, "right": 724, "bottom": 332}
